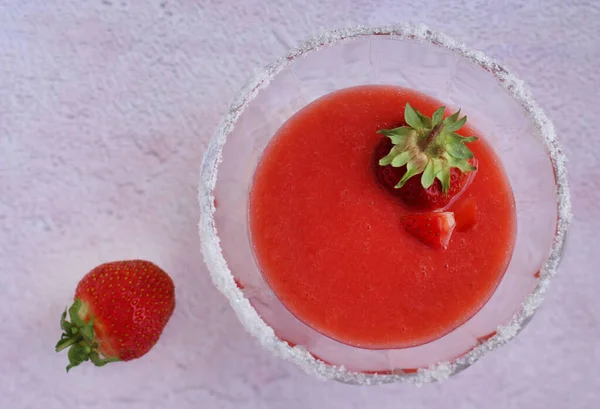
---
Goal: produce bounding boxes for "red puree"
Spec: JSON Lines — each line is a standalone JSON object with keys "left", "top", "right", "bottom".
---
{"left": 249, "top": 85, "right": 516, "bottom": 349}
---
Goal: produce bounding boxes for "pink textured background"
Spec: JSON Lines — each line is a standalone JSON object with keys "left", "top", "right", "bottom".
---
{"left": 0, "top": 1, "right": 598, "bottom": 408}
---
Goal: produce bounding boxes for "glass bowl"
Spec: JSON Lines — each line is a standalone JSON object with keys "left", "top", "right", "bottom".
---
{"left": 198, "top": 24, "right": 571, "bottom": 385}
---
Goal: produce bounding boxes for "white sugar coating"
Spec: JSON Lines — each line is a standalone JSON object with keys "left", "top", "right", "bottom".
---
{"left": 198, "top": 23, "right": 572, "bottom": 385}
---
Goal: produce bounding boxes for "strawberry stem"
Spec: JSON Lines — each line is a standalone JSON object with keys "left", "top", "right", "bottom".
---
{"left": 55, "top": 335, "right": 83, "bottom": 352}
{"left": 420, "top": 122, "right": 443, "bottom": 151}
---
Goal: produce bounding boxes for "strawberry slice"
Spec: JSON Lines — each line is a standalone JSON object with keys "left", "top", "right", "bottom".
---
{"left": 375, "top": 103, "right": 479, "bottom": 210}
{"left": 402, "top": 212, "right": 456, "bottom": 249}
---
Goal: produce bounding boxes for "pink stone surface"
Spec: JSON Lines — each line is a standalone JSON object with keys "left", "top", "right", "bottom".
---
{"left": 0, "top": 1, "right": 598, "bottom": 408}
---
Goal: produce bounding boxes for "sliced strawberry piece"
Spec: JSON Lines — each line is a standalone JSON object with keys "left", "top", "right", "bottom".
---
{"left": 402, "top": 212, "right": 456, "bottom": 249}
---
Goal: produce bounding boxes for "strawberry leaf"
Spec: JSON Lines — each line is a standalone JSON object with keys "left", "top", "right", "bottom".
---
{"left": 404, "top": 103, "right": 423, "bottom": 129}
{"left": 445, "top": 133, "right": 462, "bottom": 144}
{"left": 447, "top": 156, "right": 477, "bottom": 173}
{"left": 380, "top": 145, "right": 407, "bottom": 166}
{"left": 460, "top": 135, "right": 478, "bottom": 143}
{"left": 396, "top": 157, "right": 427, "bottom": 188}
{"left": 60, "top": 310, "right": 67, "bottom": 328}
{"left": 446, "top": 142, "right": 474, "bottom": 159}
{"left": 391, "top": 150, "right": 413, "bottom": 168}
{"left": 436, "top": 167, "right": 451, "bottom": 193}
{"left": 431, "top": 157, "right": 445, "bottom": 177}
{"left": 416, "top": 111, "right": 432, "bottom": 128}
{"left": 377, "top": 126, "right": 413, "bottom": 145}
{"left": 60, "top": 310, "right": 76, "bottom": 336}
{"left": 432, "top": 106, "right": 445, "bottom": 126}
{"left": 89, "top": 351, "right": 120, "bottom": 367}
{"left": 81, "top": 317, "right": 95, "bottom": 342}
{"left": 66, "top": 344, "right": 89, "bottom": 372}
{"left": 443, "top": 110, "right": 460, "bottom": 126}
{"left": 55, "top": 337, "right": 72, "bottom": 351}
{"left": 68, "top": 299, "right": 84, "bottom": 327}
{"left": 446, "top": 133, "right": 478, "bottom": 145}
{"left": 379, "top": 152, "right": 395, "bottom": 166}
{"left": 421, "top": 160, "right": 435, "bottom": 189}
{"left": 445, "top": 115, "right": 467, "bottom": 132}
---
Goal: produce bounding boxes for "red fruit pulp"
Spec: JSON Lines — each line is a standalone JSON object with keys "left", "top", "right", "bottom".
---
{"left": 249, "top": 85, "right": 516, "bottom": 349}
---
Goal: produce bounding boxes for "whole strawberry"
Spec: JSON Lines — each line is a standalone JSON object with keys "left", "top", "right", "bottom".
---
{"left": 375, "top": 103, "right": 478, "bottom": 210}
{"left": 55, "top": 260, "right": 175, "bottom": 372}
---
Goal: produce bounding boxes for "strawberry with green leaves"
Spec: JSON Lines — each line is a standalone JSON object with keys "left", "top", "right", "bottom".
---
{"left": 55, "top": 260, "right": 175, "bottom": 372}
{"left": 375, "top": 103, "right": 478, "bottom": 210}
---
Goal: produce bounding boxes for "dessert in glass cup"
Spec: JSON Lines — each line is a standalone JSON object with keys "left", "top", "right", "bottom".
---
{"left": 199, "top": 24, "right": 571, "bottom": 384}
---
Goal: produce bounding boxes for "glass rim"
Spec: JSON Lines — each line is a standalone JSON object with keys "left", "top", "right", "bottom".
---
{"left": 198, "top": 23, "right": 572, "bottom": 385}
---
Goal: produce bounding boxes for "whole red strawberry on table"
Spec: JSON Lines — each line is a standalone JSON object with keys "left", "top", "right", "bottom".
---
{"left": 375, "top": 103, "right": 479, "bottom": 248}
{"left": 55, "top": 260, "right": 175, "bottom": 371}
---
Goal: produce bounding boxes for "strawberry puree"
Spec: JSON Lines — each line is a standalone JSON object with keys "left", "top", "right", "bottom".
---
{"left": 249, "top": 85, "right": 516, "bottom": 349}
